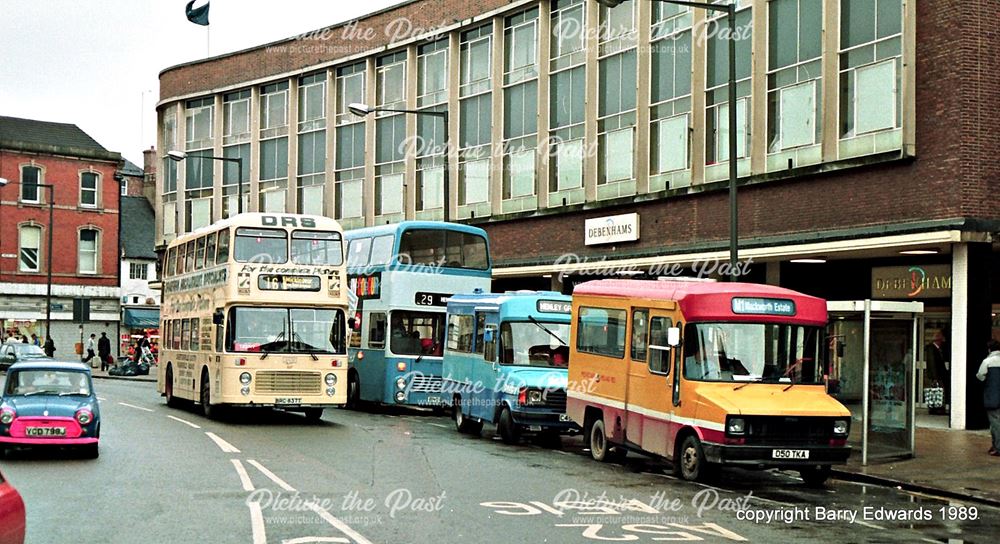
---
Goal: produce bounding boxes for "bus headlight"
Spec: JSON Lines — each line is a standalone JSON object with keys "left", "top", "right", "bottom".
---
{"left": 325, "top": 373, "right": 337, "bottom": 386}
{"left": 0, "top": 409, "right": 14, "bottom": 425}
{"left": 395, "top": 377, "right": 407, "bottom": 390}
{"left": 726, "top": 417, "right": 746, "bottom": 435}
{"left": 394, "top": 391, "right": 405, "bottom": 403}
{"left": 241, "top": 386, "right": 251, "bottom": 396}
{"left": 239, "top": 372, "right": 252, "bottom": 385}
{"left": 326, "top": 387, "right": 336, "bottom": 397}
{"left": 833, "top": 419, "right": 849, "bottom": 436}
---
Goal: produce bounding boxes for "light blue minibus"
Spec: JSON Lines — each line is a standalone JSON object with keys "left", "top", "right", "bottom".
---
{"left": 345, "top": 222, "right": 492, "bottom": 408}
{"left": 442, "top": 291, "right": 579, "bottom": 443}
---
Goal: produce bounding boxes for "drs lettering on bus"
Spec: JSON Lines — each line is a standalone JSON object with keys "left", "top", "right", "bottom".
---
{"left": 261, "top": 216, "right": 317, "bottom": 228}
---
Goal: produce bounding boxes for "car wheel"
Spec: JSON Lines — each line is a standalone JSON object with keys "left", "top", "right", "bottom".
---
{"left": 165, "top": 365, "right": 180, "bottom": 408}
{"left": 453, "top": 397, "right": 482, "bottom": 436}
{"left": 678, "top": 434, "right": 713, "bottom": 482}
{"left": 497, "top": 406, "right": 520, "bottom": 444}
{"left": 303, "top": 408, "right": 324, "bottom": 422}
{"left": 800, "top": 465, "right": 832, "bottom": 487}
{"left": 200, "top": 369, "right": 218, "bottom": 419}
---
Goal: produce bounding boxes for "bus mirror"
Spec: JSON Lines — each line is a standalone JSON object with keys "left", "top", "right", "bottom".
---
{"left": 667, "top": 327, "right": 681, "bottom": 347}
{"left": 213, "top": 310, "right": 224, "bottom": 326}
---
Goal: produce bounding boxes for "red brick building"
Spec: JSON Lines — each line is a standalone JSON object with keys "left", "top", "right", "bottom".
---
{"left": 0, "top": 115, "right": 123, "bottom": 356}
{"left": 155, "top": 0, "right": 1000, "bottom": 430}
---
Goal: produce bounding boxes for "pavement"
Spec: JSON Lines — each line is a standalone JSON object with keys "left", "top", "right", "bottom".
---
{"left": 833, "top": 424, "right": 1000, "bottom": 507}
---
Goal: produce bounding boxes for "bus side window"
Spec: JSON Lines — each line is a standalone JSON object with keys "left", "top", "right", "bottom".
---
{"left": 184, "top": 241, "right": 195, "bottom": 273}
{"left": 648, "top": 316, "right": 672, "bottom": 375}
{"left": 630, "top": 309, "right": 649, "bottom": 361}
{"left": 206, "top": 232, "right": 217, "bottom": 267}
{"left": 191, "top": 318, "right": 200, "bottom": 351}
{"left": 474, "top": 313, "right": 486, "bottom": 354}
{"left": 483, "top": 325, "right": 497, "bottom": 362}
{"left": 214, "top": 310, "right": 224, "bottom": 353}
{"left": 216, "top": 229, "right": 230, "bottom": 265}
{"left": 195, "top": 236, "right": 207, "bottom": 270}
{"left": 499, "top": 323, "right": 514, "bottom": 364}
{"left": 368, "top": 313, "right": 386, "bottom": 348}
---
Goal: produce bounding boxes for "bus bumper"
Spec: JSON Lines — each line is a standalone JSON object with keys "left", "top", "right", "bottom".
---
{"left": 701, "top": 443, "right": 852, "bottom": 467}
{"left": 512, "top": 410, "right": 581, "bottom": 433}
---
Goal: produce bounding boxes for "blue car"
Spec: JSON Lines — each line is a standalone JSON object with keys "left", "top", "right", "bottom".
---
{"left": 0, "top": 361, "right": 101, "bottom": 459}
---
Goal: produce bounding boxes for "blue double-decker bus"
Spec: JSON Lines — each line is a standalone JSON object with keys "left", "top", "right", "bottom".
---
{"left": 442, "top": 291, "right": 579, "bottom": 443}
{"left": 344, "top": 222, "right": 492, "bottom": 408}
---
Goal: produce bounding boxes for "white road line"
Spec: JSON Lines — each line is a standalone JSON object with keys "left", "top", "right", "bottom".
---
{"left": 97, "top": 396, "right": 107, "bottom": 401}
{"left": 249, "top": 500, "right": 267, "bottom": 544}
{"left": 305, "top": 503, "right": 375, "bottom": 544}
{"left": 247, "top": 459, "right": 295, "bottom": 492}
{"left": 205, "top": 432, "right": 241, "bottom": 453}
{"left": 427, "top": 422, "right": 448, "bottom": 429}
{"left": 855, "top": 520, "right": 885, "bottom": 531}
{"left": 167, "top": 415, "right": 201, "bottom": 429}
{"left": 282, "top": 538, "right": 349, "bottom": 544}
{"left": 231, "top": 459, "right": 255, "bottom": 492}
{"left": 117, "top": 402, "right": 154, "bottom": 412}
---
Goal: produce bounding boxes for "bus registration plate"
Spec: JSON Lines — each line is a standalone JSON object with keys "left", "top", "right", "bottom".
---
{"left": 772, "top": 449, "right": 809, "bottom": 460}
{"left": 275, "top": 397, "right": 302, "bottom": 406}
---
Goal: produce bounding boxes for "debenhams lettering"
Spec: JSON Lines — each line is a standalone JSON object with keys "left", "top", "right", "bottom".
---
{"left": 588, "top": 223, "right": 633, "bottom": 240}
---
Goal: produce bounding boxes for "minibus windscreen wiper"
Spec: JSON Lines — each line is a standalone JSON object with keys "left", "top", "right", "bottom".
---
{"left": 528, "top": 316, "right": 567, "bottom": 346}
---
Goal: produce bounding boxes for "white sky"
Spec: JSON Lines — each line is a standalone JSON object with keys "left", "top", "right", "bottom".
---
{"left": 0, "top": 0, "right": 401, "bottom": 165}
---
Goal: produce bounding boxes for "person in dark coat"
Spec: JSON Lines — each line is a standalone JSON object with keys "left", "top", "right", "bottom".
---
{"left": 42, "top": 336, "right": 56, "bottom": 358}
{"left": 926, "top": 329, "right": 950, "bottom": 414}
{"left": 977, "top": 340, "right": 1000, "bottom": 456}
{"left": 97, "top": 332, "right": 112, "bottom": 371}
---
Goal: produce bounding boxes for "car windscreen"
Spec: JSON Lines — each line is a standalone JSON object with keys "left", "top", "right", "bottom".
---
{"left": 5, "top": 370, "right": 92, "bottom": 396}
{"left": 13, "top": 345, "right": 47, "bottom": 358}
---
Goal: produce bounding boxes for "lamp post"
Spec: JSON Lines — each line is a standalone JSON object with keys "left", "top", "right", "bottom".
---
{"left": 348, "top": 103, "right": 451, "bottom": 222}
{"left": 0, "top": 177, "right": 55, "bottom": 337}
{"left": 595, "top": 0, "right": 739, "bottom": 280}
{"left": 166, "top": 150, "right": 245, "bottom": 214}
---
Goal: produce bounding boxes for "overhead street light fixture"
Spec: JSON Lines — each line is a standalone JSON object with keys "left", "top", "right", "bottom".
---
{"left": 349, "top": 102, "right": 451, "bottom": 222}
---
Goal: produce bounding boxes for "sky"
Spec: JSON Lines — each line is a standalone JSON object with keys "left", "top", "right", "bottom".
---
{"left": 0, "top": 0, "right": 401, "bottom": 165}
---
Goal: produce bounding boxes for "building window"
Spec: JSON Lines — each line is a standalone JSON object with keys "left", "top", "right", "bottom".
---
{"left": 375, "top": 53, "right": 407, "bottom": 219}
{"left": 222, "top": 143, "right": 250, "bottom": 219}
{"left": 185, "top": 98, "right": 214, "bottom": 230}
{"left": 418, "top": 40, "right": 448, "bottom": 108}
{"left": 297, "top": 72, "right": 327, "bottom": 216}
{"left": 460, "top": 25, "right": 492, "bottom": 97}
{"left": 259, "top": 81, "right": 290, "bottom": 213}
{"left": 598, "top": 0, "right": 636, "bottom": 56}
{"left": 20, "top": 165, "right": 41, "bottom": 203}
{"left": 417, "top": 41, "right": 448, "bottom": 214}
{"left": 336, "top": 62, "right": 365, "bottom": 125}
{"left": 298, "top": 73, "right": 326, "bottom": 131}
{"left": 185, "top": 97, "right": 214, "bottom": 150}
{"left": 376, "top": 51, "right": 406, "bottom": 111}
{"left": 550, "top": 0, "right": 586, "bottom": 196}
{"left": 260, "top": 81, "right": 289, "bottom": 137}
{"left": 551, "top": 0, "right": 585, "bottom": 71}
{"left": 767, "top": 0, "right": 822, "bottom": 153}
{"left": 459, "top": 155, "right": 490, "bottom": 205}
{"left": 598, "top": 49, "right": 637, "bottom": 184}
{"left": 223, "top": 89, "right": 251, "bottom": 145}
{"left": 503, "top": 9, "right": 539, "bottom": 202}
{"left": 706, "top": 6, "right": 752, "bottom": 164}
{"left": 18, "top": 225, "right": 41, "bottom": 272}
{"left": 650, "top": 6, "right": 692, "bottom": 176}
{"left": 129, "top": 262, "right": 148, "bottom": 280}
{"left": 460, "top": 26, "right": 493, "bottom": 213}
{"left": 80, "top": 172, "right": 99, "bottom": 208}
{"left": 79, "top": 229, "right": 98, "bottom": 274}
{"left": 335, "top": 122, "right": 364, "bottom": 220}
{"left": 120, "top": 179, "right": 128, "bottom": 196}
{"left": 839, "top": 0, "right": 903, "bottom": 138}
{"left": 161, "top": 104, "right": 179, "bottom": 238}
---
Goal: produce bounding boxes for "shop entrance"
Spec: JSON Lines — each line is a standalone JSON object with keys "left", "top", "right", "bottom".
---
{"left": 827, "top": 300, "right": 923, "bottom": 465}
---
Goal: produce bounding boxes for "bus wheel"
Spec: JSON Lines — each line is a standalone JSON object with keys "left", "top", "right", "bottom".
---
{"left": 454, "top": 398, "right": 482, "bottom": 436}
{"left": 200, "top": 369, "right": 218, "bottom": 420}
{"left": 165, "top": 365, "right": 180, "bottom": 408}
{"left": 498, "top": 406, "right": 520, "bottom": 444}
{"left": 345, "top": 372, "right": 360, "bottom": 410}
{"left": 589, "top": 418, "right": 614, "bottom": 462}
{"left": 678, "top": 435, "right": 712, "bottom": 482}
{"left": 303, "top": 408, "right": 324, "bottom": 422}
{"left": 799, "top": 465, "right": 832, "bottom": 487}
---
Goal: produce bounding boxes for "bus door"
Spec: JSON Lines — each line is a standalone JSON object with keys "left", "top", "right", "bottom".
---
{"left": 624, "top": 308, "right": 650, "bottom": 446}
{"left": 471, "top": 311, "right": 499, "bottom": 421}
{"left": 639, "top": 310, "right": 677, "bottom": 458}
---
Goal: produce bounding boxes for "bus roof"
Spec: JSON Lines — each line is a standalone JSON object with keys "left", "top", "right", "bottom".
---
{"left": 447, "top": 291, "right": 572, "bottom": 320}
{"left": 343, "top": 221, "right": 488, "bottom": 240}
{"left": 169, "top": 213, "right": 344, "bottom": 247}
{"left": 573, "top": 279, "right": 827, "bottom": 325}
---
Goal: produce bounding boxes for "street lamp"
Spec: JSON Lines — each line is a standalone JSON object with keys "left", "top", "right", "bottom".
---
{"left": 348, "top": 102, "right": 451, "bottom": 222}
{"left": 166, "top": 150, "right": 246, "bottom": 214}
{"left": 0, "top": 177, "right": 56, "bottom": 337}
{"left": 595, "top": 0, "right": 739, "bottom": 280}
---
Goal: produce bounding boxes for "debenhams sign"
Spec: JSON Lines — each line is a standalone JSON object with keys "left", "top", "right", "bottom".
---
{"left": 585, "top": 213, "right": 640, "bottom": 246}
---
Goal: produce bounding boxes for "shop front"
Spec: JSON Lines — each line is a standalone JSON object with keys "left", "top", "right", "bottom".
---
{"left": 121, "top": 307, "right": 160, "bottom": 363}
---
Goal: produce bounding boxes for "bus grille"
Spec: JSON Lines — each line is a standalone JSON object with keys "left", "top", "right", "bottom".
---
{"left": 743, "top": 416, "right": 833, "bottom": 446}
{"left": 409, "top": 375, "right": 443, "bottom": 393}
{"left": 541, "top": 388, "right": 567, "bottom": 411}
{"left": 254, "top": 371, "right": 322, "bottom": 395}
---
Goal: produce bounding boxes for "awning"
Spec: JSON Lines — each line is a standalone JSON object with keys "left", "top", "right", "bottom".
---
{"left": 123, "top": 307, "right": 160, "bottom": 328}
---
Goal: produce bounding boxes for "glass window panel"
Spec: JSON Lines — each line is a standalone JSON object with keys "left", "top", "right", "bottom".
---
{"left": 876, "top": 0, "right": 901, "bottom": 39}
{"left": 799, "top": 0, "right": 823, "bottom": 60}
{"left": 260, "top": 137, "right": 289, "bottom": 181}
{"left": 261, "top": 189, "right": 286, "bottom": 213}
{"left": 298, "top": 131, "right": 326, "bottom": 175}
{"left": 190, "top": 199, "right": 211, "bottom": 230}
{"left": 604, "top": 128, "right": 633, "bottom": 182}
{"left": 779, "top": 81, "right": 816, "bottom": 148}
{"left": 855, "top": 60, "right": 896, "bottom": 134}
{"left": 716, "top": 98, "right": 749, "bottom": 162}
{"left": 337, "top": 179, "right": 363, "bottom": 218}
{"left": 657, "top": 114, "right": 689, "bottom": 172}
{"left": 462, "top": 159, "right": 490, "bottom": 204}
{"left": 300, "top": 185, "right": 324, "bottom": 216}
{"left": 842, "top": 0, "right": 875, "bottom": 48}
{"left": 378, "top": 174, "right": 404, "bottom": 215}
{"left": 223, "top": 144, "right": 251, "bottom": 185}
{"left": 707, "top": 9, "right": 752, "bottom": 88}
{"left": 19, "top": 226, "right": 40, "bottom": 272}
{"left": 509, "top": 149, "right": 535, "bottom": 197}
{"left": 555, "top": 139, "right": 584, "bottom": 190}
{"left": 769, "top": 0, "right": 797, "bottom": 70}
{"left": 419, "top": 166, "right": 444, "bottom": 209}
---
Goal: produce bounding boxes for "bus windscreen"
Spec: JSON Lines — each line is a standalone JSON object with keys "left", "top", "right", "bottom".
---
{"left": 291, "top": 231, "right": 343, "bottom": 265}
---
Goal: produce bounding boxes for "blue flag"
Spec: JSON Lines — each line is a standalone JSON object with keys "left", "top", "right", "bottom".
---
{"left": 185, "top": 0, "right": 210, "bottom": 26}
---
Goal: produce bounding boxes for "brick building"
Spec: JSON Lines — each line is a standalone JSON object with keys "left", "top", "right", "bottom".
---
{"left": 155, "top": 0, "right": 1000, "bottom": 429}
{"left": 0, "top": 115, "right": 123, "bottom": 357}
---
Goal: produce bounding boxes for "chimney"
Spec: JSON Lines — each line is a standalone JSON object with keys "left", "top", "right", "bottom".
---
{"left": 142, "top": 145, "right": 157, "bottom": 205}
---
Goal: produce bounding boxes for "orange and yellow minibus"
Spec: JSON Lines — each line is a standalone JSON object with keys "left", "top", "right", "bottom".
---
{"left": 567, "top": 279, "right": 851, "bottom": 485}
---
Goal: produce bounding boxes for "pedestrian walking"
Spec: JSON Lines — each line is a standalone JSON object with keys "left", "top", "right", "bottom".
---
{"left": 82, "top": 333, "right": 97, "bottom": 365}
{"left": 30, "top": 333, "right": 40, "bottom": 346}
{"left": 976, "top": 339, "right": 1000, "bottom": 457}
{"left": 43, "top": 336, "right": 56, "bottom": 358}
{"left": 20, "top": 335, "right": 28, "bottom": 344}
{"left": 97, "top": 332, "right": 112, "bottom": 372}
